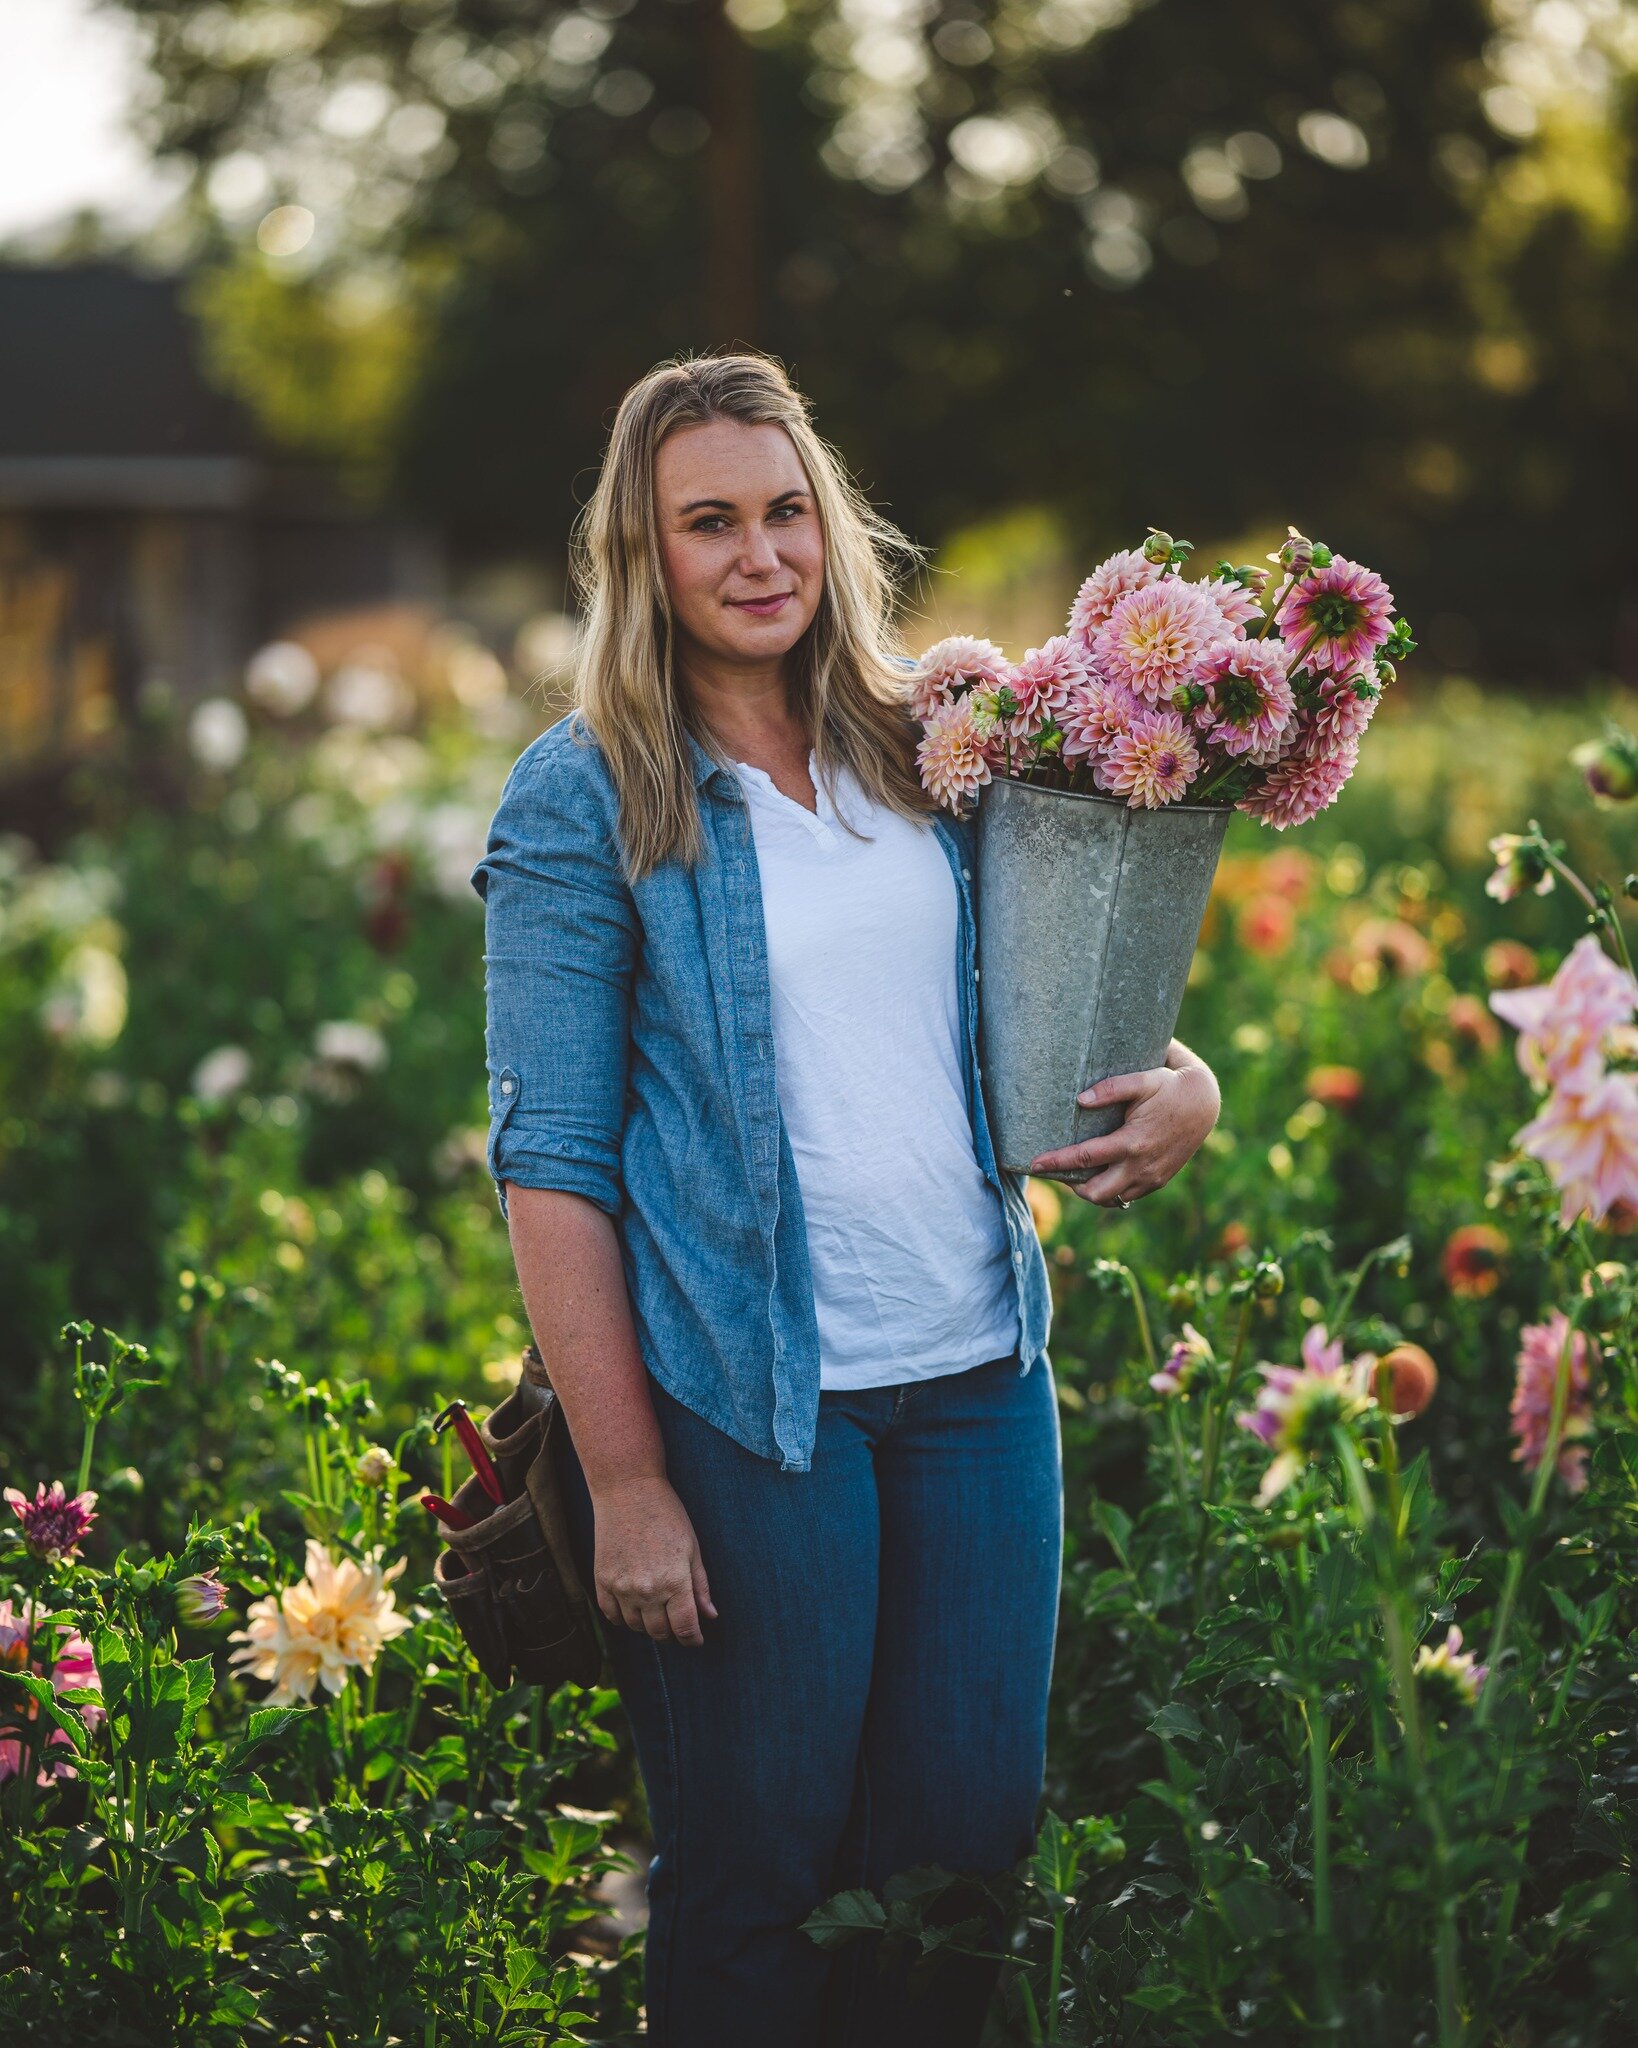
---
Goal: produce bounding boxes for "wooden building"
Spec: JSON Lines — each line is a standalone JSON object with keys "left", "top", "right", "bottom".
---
{"left": 0, "top": 263, "right": 441, "bottom": 780}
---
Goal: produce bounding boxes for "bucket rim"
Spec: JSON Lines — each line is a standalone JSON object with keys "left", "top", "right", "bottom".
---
{"left": 980, "top": 775, "right": 1235, "bottom": 819}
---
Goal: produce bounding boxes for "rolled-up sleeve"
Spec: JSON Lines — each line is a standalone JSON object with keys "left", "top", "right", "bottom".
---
{"left": 469, "top": 740, "right": 637, "bottom": 1223}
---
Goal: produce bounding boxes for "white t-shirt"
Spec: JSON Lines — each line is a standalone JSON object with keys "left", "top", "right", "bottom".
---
{"left": 731, "top": 748, "right": 1021, "bottom": 1391}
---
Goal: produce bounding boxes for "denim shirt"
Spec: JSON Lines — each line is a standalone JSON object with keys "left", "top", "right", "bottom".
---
{"left": 469, "top": 709, "right": 1054, "bottom": 1474}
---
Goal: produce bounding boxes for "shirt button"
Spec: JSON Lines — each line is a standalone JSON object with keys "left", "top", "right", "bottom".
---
{"left": 500, "top": 1079, "right": 513, "bottom": 1095}
{"left": 974, "top": 966, "right": 981, "bottom": 981}
{"left": 962, "top": 866, "right": 972, "bottom": 880}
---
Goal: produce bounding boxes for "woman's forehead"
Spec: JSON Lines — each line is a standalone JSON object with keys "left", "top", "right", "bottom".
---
{"left": 654, "top": 418, "right": 809, "bottom": 506}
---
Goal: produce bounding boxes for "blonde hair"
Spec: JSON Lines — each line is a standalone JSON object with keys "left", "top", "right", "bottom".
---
{"left": 565, "top": 348, "right": 935, "bottom": 882}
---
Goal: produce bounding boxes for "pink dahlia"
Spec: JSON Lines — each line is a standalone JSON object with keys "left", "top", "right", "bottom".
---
{"left": 1512, "top": 1068, "right": 1638, "bottom": 1228}
{"left": 1066, "top": 549, "right": 1161, "bottom": 650}
{"left": 1510, "top": 1312, "right": 1597, "bottom": 1492}
{"left": 916, "top": 698, "right": 993, "bottom": 811}
{"left": 1240, "top": 737, "right": 1360, "bottom": 830}
{"left": 1008, "top": 636, "right": 1092, "bottom": 733}
{"left": 1093, "top": 579, "right": 1229, "bottom": 706}
{"left": 1309, "top": 674, "right": 1381, "bottom": 750}
{"left": 1235, "top": 1324, "right": 1376, "bottom": 1504}
{"left": 1198, "top": 638, "right": 1296, "bottom": 759}
{"left": 1276, "top": 557, "right": 1395, "bottom": 676}
{"left": 1199, "top": 574, "right": 1263, "bottom": 634}
{"left": 1060, "top": 679, "right": 1143, "bottom": 763}
{"left": 1101, "top": 708, "right": 1202, "bottom": 808}
{"left": 1489, "top": 935, "right": 1638, "bottom": 1094}
{"left": 907, "top": 634, "right": 1010, "bottom": 724}
{"left": 4, "top": 1479, "right": 98, "bottom": 1563}
{"left": 0, "top": 1599, "right": 104, "bottom": 1786}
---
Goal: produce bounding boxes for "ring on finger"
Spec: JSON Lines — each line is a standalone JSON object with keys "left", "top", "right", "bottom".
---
{"left": 1114, "top": 1193, "right": 1132, "bottom": 1210}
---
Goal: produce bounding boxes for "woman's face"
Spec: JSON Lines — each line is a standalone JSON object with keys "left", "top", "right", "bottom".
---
{"left": 653, "top": 419, "right": 825, "bottom": 670}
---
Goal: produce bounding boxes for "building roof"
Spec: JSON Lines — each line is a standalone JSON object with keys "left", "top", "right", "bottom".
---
{"left": 0, "top": 262, "right": 264, "bottom": 508}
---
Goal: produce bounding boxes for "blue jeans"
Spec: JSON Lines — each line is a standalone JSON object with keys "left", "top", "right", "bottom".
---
{"left": 553, "top": 1349, "right": 1064, "bottom": 2046}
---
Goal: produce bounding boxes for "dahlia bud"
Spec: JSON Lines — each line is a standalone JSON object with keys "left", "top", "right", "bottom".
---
{"left": 1571, "top": 730, "right": 1638, "bottom": 804}
{"left": 355, "top": 1445, "right": 394, "bottom": 1488}
{"left": 1376, "top": 1343, "right": 1439, "bottom": 1418}
{"left": 1269, "top": 527, "right": 1314, "bottom": 574}
{"left": 1171, "top": 683, "right": 1209, "bottom": 715}
{"left": 1375, "top": 659, "right": 1397, "bottom": 687}
{"left": 1236, "top": 563, "right": 1270, "bottom": 595}
{"left": 1252, "top": 1257, "right": 1285, "bottom": 1300}
{"left": 1309, "top": 543, "right": 1333, "bottom": 568}
{"left": 1142, "top": 529, "right": 1175, "bottom": 564}
{"left": 175, "top": 1570, "right": 230, "bottom": 1625}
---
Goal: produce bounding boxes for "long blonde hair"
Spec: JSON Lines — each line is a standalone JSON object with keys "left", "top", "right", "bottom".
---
{"left": 566, "top": 348, "right": 935, "bottom": 882}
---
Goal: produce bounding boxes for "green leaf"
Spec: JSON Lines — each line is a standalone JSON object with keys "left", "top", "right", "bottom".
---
{"left": 1148, "top": 1701, "right": 1204, "bottom": 1743}
{"left": 801, "top": 1889, "right": 887, "bottom": 1949}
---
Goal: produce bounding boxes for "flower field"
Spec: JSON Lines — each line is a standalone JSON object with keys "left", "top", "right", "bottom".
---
{"left": 3, "top": 667, "right": 1637, "bottom": 2044}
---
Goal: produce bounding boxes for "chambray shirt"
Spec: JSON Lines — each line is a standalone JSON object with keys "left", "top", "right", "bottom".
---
{"left": 469, "top": 707, "right": 1054, "bottom": 1474}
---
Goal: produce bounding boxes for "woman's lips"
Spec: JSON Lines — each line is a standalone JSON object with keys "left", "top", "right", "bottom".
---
{"left": 729, "top": 592, "right": 793, "bottom": 616}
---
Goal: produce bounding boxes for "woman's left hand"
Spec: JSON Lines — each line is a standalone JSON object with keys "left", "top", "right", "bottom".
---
{"left": 1027, "top": 1040, "right": 1221, "bottom": 1207}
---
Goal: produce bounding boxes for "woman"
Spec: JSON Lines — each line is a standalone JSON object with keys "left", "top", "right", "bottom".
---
{"left": 470, "top": 350, "right": 1220, "bottom": 2046}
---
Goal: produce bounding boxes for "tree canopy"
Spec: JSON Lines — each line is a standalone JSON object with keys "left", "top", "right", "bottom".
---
{"left": 107, "top": 0, "right": 1637, "bottom": 685}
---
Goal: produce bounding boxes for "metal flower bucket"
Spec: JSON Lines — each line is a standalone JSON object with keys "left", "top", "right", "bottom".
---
{"left": 975, "top": 776, "right": 1232, "bottom": 1176}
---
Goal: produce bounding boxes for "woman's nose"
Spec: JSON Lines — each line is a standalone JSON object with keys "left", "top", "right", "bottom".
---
{"left": 739, "top": 524, "right": 782, "bottom": 574}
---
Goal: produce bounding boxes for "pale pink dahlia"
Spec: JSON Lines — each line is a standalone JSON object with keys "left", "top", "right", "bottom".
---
{"left": 1066, "top": 549, "right": 1161, "bottom": 650}
{"left": 1060, "top": 679, "right": 1143, "bottom": 763}
{"left": 908, "top": 635, "right": 1010, "bottom": 723}
{"left": 0, "top": 1600, "right": 104, "bottom": 1786}
{"left": 1199, "top": 574, "right": 1263, "bottom": 634}
{"left": 1512, "top": 1068, "right": 1638, "bottom": 1228}
{"left": 4, "top": 1480, "right": 98, "bottom": 1562}
{"left": 1510, "top": 1312, "right": 1597, "bottom": 1492}
{"left": 1240, "top": 737, "right": 1359, "bottom": 830}
{"left": 1197, "top": 638, "right": 1296, "bottom": 759}
{"left": 1276, "top": 557, "right": 1395, "bottom": 675}
{"left": 1101, "top": 708, "right": 1202, "bottom": 808}
{"left": 916, "top": 697, "right": 993, "bottom": 811}
{"left": 1309, "top": 674, "right": 1381, "bottom": 749}
{"left": 1008, "top": 636, "right": 1092, "bottom": 732}
{"left": 1093, "top": 578, "right": 1230, "bottom": 706}
{"left": 228, "top": 1539, "right": 413, "bottom": 1705}
{"left": 1489, "top": 935, "right": 1638, "bottom": 1094}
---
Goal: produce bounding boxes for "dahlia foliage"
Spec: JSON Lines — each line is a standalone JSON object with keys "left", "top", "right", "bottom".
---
{"left": 911, "top": 527, "right": 1413, "bottom": 822}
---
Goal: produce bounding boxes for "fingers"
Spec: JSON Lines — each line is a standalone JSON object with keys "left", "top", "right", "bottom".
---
{"left": 1029, "top": 1131, "right": 1129, "bottom": 1176}
{"left": 692, "top": 1553, "right": 719, "bottom": 1623}
{"left": 1078, "top": 1067, "right": 1165, "bottom": 1109}
{"left": 664, "top": 1590, "right": 704, "bottom": 1648}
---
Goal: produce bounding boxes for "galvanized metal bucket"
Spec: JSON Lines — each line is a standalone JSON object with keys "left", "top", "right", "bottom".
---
{"left": 975, "top": 777, "right": 1231, "bottom": 1177}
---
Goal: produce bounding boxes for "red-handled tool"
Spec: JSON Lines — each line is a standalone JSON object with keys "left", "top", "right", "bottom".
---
{"left": 421, "top": 1493, "right": 479, "bottom": 1531}
{"left": 432, "top": 1400, "right": 505, "bottom": 1505}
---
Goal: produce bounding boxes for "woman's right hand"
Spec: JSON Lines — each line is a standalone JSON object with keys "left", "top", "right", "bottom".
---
{"left": 590, "top": 1475, "right": 718, "bottom": 1648}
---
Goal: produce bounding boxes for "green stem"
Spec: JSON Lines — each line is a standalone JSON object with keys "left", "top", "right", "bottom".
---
{"left": 1304, "top": 1696, "right": 1335, "bottom": 2023}
{"left": 1333, "top": 1429, "right": 1463, "bottom": 2046}
{"left": 1476, "top": 1305, "right": 1585, "bottom": 1728}
{"left": 75, "top": 1415, "right": 97, "bottom": 1498}
{"left": 1046, "top": 1908, "right": 1066, "bottom": 2042}
{"left": 1539, "top": 841, "right": 1635, "bottom": 978}
{"left": 1197, "top": 1298, "right": 1255, "bottom": 1510}
{"left": 1124, "top": 1268, "right": 1158, "bottom": 1379}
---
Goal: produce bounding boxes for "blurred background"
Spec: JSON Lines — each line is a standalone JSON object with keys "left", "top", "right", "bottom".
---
{"left": 1, "top": 0, "right": 1635, "bottom": 1399}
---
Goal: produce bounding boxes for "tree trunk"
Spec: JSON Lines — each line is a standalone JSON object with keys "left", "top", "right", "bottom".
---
{"left": 701, "top": 1, "right": 760, "bottom": 345}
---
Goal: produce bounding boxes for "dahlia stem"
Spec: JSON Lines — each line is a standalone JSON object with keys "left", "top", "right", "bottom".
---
{"left": 1535, "top": 837, "right": 1635, "bottom": 979}
{"left": 1333, "top": 1428, "right": 1463, "bottom": 2047}
{"left": 1476, "top": 1303, "right": 1586, "bottom": 1728}
{"left": 1303, "top": 1694, "right": 1335, "bottom": 2024}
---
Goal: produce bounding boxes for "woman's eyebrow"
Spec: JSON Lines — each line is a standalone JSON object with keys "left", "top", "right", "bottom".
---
{"left": 677, "top": 487, "right": 809, "bottom": 514}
